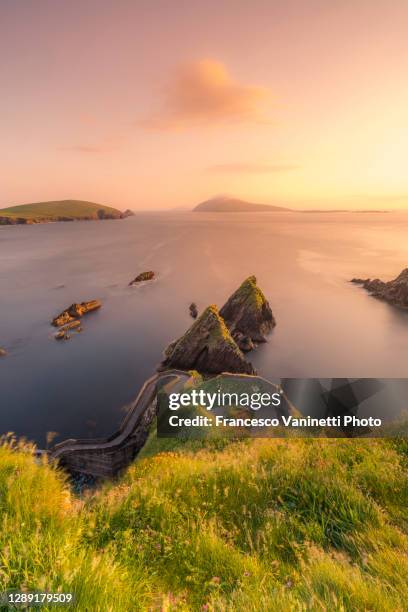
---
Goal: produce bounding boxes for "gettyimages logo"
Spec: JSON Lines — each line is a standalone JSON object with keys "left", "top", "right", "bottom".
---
{"left": 168, "top": 389, "right": 282, "bottom": 411}
{"left": 158, "top": 376, "right": 407, "bottom": 439}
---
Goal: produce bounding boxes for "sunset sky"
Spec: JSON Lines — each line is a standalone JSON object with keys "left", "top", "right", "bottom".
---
{"left": 1, "top": 0, "right": 408, "bottom": 210}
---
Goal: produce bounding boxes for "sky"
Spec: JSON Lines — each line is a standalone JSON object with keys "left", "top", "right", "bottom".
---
{"left": 1, "top": 0, "right": 408, "bottom": 211}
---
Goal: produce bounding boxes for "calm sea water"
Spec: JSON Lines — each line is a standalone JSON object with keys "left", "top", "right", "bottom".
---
{"left": 1, "top": 211, "right": 408, "bottom": 445}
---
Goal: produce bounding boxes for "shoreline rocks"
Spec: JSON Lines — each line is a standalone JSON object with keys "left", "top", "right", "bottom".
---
{"left": 160, "top": 305, "right": 255, "bottom": 375}
{"left": 351, "top": 268, "right": 408, "bottom": 309}
{"left": 129, "top": 271, "right": 155, "bottom": 285}
{"left": 122, "top": 209, "right": 134, "bottom": 218}
{"left": 220, "top": 276, "right": 276, "bottom": 352}
{"left": 0, "top": 216, "right": 29, "bottom": 225}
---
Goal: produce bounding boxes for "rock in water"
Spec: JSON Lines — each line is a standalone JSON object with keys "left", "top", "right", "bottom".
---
{"left": 54, "top": 320, "right": 82, "bottom": 340}
{"left": 0, "top": 347, "right": 6, "bottom": 357}
{"left": 129, "top": 271, "right": 155, "bottom": 285}
{"left": 160, "top": 305, "right": 255, "bottom": 374}
{"left": 189, "top": 303, "right": 198, "bottom": 318}
{"left": 220, "top": 276, "right": 275, "bottom": 350}
{"left": 351, "top": 268, "right": 408, "bottom": 308}
{"left": 122, "top": 209, "right": 134, "bottom": 218}
{"left": 52, "top": 300, "right": 101, "bottom": 327}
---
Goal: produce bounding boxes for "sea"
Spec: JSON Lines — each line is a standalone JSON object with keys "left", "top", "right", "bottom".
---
{"left": 1, "top": 211, "right": 408, "bottom": 445}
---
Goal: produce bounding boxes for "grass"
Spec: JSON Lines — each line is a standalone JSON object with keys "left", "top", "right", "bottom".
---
{"left": 231, "top": 276, "right": 266, "bottom": 310}
{"left": 0, "top": 200, "right": 122, "bottom": 221}
{"left": 0, "top": 432, "right": 407, "bottom": 611}
{"left": 166, "top": 306, "right": 243, "bottom": 357}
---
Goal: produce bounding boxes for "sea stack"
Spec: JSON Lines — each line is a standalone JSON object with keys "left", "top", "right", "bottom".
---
{"left": 351, "top": 268, "right": 408, "bottom": 309}
{"left": 220, "top": 276, "right": 276, "bottom": 351}
{"left": 160, "top": 305, "right": 255, "bottom": 374}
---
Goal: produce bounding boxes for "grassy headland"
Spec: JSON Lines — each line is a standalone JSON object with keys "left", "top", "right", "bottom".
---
{"left": 0, "top": 200, "right": 128, "bottom": 224}
{"left": 0, "top": 433, "right": 406, "bottom": 610}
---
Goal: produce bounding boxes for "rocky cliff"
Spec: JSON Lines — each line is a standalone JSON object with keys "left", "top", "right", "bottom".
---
{"left": 351, "top": 268, "right": 408, "bottom": 308}
{"left": 160, "top": 305, "right": 255, "bottom": 374}
{"left": 220, "top": 276, "right": 276, "bottom": 351}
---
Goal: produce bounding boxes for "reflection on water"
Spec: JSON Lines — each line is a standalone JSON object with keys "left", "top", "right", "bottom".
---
{"left": 1, "top": 211, "right": 408, "bottom": 444}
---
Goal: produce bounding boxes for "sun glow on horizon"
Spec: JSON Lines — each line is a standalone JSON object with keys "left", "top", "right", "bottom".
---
{"left": 1, "top": 0, "right": 407, "bottom": 211}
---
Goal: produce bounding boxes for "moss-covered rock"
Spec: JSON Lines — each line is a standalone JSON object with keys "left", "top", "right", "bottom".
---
{"left": 160, "top": 305, "right": 255, "bottom": 374}
{"left": 220, "top": 276, "right": 276, "bottom": 349}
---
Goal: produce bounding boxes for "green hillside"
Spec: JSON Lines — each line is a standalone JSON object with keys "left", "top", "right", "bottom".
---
{"left": 0, "top": 200, "right": 125, "bottom": 223}
{"left": 0, "top": 432, "right": 407, "bottom": 611}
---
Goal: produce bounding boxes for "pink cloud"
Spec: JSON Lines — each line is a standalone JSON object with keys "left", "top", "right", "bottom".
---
{"left": 208, "top": 163, "right": 299, "bottom": 174}
{"left": 58, "top": 145, "right": 114, "bottom": 153}
{"left": 141, "top": 59, "right": 272, "bottom": 130}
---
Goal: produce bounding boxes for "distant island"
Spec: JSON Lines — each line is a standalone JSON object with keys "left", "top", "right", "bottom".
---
{"left": 193, "top": 196, "right": 291, "bottom": 213}
{"left": 192, "top": 195, "right": 392, "bottom": 214}
{"left": 0, "top": 200, "right": 134, "bottom": 225}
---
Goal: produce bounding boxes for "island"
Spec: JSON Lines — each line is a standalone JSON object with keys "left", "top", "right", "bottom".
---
{"left": 193, "top": 195, "right": 391, "bottom": 214}
{"left": 193, "top": 195, "right": 291, "bottom": 213}
{"left": 0, "top": 200, "right": 134, "bottom": 225}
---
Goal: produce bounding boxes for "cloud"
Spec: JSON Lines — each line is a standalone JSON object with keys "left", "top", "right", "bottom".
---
{"left": 141, "top": 59, "right": 271, "bottom": 130}
{"left": 58, "top": 145, "right": 111, "bottom": 153}
{"left": 208, "top": 163, "right": 299, "bottom": 174}
{"left": 58, "top": 140, "right": 120, "bottom": 154}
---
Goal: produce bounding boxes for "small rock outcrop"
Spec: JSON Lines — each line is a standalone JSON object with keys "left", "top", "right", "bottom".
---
{"left": 122, "top": 209, "right": 135, "bottom": 218}
{"left": 52, "top": 301, "right": 102, "bottom": 327}
{"left": 189, "top": 303, "right": 198, "bottom": 318}
{"left": 160, "top": 305, "right": 255, "bottom": 375}
{"left": 351, "top": 268, "right": 408, "bottom": 308}
{"left": 52, "top": 300, "right": 101, "bottom": 339}
{"left": 54, "top": 320, "right": 82, "bottom": 340}
{"left": 129, "top": 271, "right": 155, "bottom": 285}
{"left": 220, "top": 276, "right": 275, "bottom": 352}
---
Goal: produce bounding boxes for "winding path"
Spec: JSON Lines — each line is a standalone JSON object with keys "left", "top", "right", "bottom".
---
{"left": 50, "top": 369, "right": 190, "bottom": 478}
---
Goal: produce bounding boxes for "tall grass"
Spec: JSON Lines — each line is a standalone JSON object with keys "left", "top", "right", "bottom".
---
{"left": 0, "top": 433, "right": 407, "bottom": 610}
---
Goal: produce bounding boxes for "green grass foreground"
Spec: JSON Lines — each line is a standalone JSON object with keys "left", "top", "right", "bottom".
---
{"left": 0, "top": 434, "right": 407, "bottom": 611}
